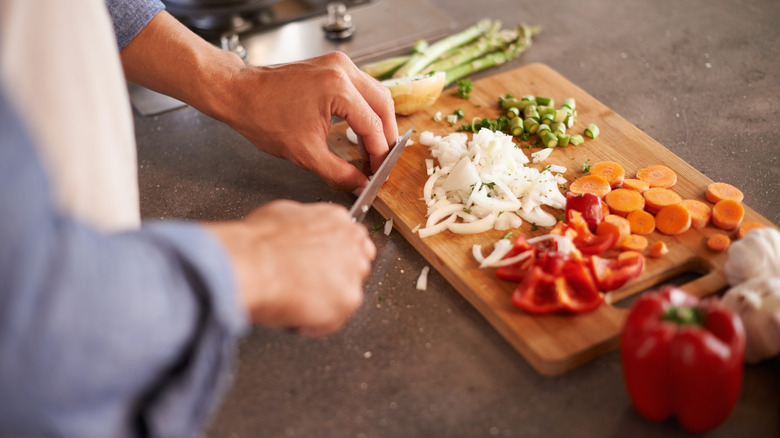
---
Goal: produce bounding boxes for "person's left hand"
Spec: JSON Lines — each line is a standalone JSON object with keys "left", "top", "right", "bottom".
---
{"left": 215, "top": 52, "right": 398, "bottom": 193}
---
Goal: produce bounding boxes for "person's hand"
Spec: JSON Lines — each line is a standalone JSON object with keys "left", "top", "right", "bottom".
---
{"left": 206, "top": 200, "right": 374, "bottom": 337}
{"left": 217, "top": 52, "right": 398, "bottom": 193}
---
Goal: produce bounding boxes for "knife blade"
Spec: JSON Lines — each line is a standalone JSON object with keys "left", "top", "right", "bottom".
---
{"left": 349, "top": 126, "right": 414, "bottom": 222}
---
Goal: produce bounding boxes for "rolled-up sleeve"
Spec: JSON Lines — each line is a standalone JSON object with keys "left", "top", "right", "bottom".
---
{"left": 0, "top": 87, "right": 248, "bottom": 437}
{"left": 105, "top": 0, "right": 165, "bottom": 49}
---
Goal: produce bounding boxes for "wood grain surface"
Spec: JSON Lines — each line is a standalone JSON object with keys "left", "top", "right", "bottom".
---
{"left": 327, "top": 63, "right": 776, "bottom": 376}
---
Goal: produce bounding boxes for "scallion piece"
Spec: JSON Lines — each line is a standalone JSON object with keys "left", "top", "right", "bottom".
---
{"left": 561, "top": 98, "right": 576, "bottom": 110}
{"left": 535, "top": 96, "right": 554, "bottom": 106}
{"left": 557, "top": 134, "right": 571, "bottom": 147}
{"left": 507, "top": 107, "right": 520, "bottom": 119}
{"left": 523, "top": 105, "right": 539, "bottom": 120}
{"left": 509, "top": 117, "right": 524, "bottom": 136}
{"left": 585, "top": 123, "right": 600, "bottom": 139}
{"left": 570, "top": 134, "right": 585, "bottom": 145}
{"left": 523, "top": 118, "right": 539, "bottom": 134}
{"left": 541, "top": 131, "right": 558, "bottom": 148}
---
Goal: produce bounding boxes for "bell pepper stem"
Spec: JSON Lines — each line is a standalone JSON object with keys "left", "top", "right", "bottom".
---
{"left": 662, "top": 306, "right": 705, "bottom": 326}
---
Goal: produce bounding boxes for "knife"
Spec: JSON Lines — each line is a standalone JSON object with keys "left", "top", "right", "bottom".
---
{"left": 349, "top": 125, "right": 414, "bottom": 222}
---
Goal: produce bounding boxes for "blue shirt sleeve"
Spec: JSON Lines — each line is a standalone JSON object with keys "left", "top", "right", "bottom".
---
{"left": 0, "top": 86, "right": 248, "bottom": 437}
{"left": 105, "top": 0, "right": 166, "bottom": 49}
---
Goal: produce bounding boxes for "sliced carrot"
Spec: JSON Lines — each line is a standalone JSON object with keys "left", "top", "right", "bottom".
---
{"left": 604, "top": 188, "right": 645, "bottom": 217}
{"left": 643, "top": 187, "right": 682, "bottom": 214}
{"left": 626, "top": 209, "right": 656, "bottom": 235}
{"left": 568, "top": 175, "right": 612, "bottom": 199}
{"left": 622, "top": 178, "right": 650, "bottom": 193}
{"left": 589, "top": 161, "right": 625, "bottom": 189}
{"left": 602, "top": 201, "right": 611, "bottom": 218}
{"left": 680, "top": 199, "right": 711, "bottom": 229}
{"left": 707, "top": 233, "right": 731, "bottom": 252}
{"left": 711, "top": 199, "right": 745, "bottom": 231}
{"left": 737, "top": 221, "right": 765, "bottom": 239}
{"left": 636, "top": 164, "right": 677, "bottom": 188}
{"left": 601, "top": 214, "right": 631, "bottom": 247}
{"left": 621, "top": 234, "right": 649, "bottom": 252}
{"left": 706, "top": 182, "right": 744, "bottom": 204}
{"left": 655, "top": 203, "right": 692, "bottom": 235}
{"left": 649, "top": 241, "right": 669, "bottom": 258}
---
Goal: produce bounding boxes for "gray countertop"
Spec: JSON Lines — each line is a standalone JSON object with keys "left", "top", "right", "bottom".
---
{"left": 133, "top": 0, "right": 780, "bottom": 436}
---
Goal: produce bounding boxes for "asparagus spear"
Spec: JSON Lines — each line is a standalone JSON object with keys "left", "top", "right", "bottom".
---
{"left": 424, "top": 27, "right": 517, "bottom": 73}
{"left": 361, "top": 55, "right": 411, "bottom": 79}
{"left": 392, "top": 19, "right": 493, "bottom": 78}
{"left": 361, "top": 39, "right": 429, "bottom": 79}
{"left": 443, "top": 24, "right": 540, "bottom": 87}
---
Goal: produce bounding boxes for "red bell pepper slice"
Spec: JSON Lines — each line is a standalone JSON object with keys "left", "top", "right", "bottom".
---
{"left": 565, "top": 209, "right": 615, "bottom": 255}
{"left": 620, "top": 286, "right": 746, "bottom": 434}
{"left": 511, "top": 253, "right": 602, "bottom": 314}
{"left": 589, "top": 252, "right": 645, "bottom": 291}
{"left": 565, "top": 192, "right": 604, "bottom": 233}
{"left": 495, "top": 235, "right": 536, "bottom": 282}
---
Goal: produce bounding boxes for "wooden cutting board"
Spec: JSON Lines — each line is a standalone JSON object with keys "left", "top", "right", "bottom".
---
{"left": 327, "top": 63, "right": 776, "bottom": 376}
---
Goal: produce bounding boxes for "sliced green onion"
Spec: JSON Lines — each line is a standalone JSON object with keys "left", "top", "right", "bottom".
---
{"left": 561, "top": 98, "right": 576, "bottom": 110}
{"left": 541, "top": 131, "right": 558, "bottom": 148}
{"left": 523, "top": 105, "right": 539, "bottom": 119}
{"left": 535, "top": 96, "right": 554, "bottom": 106}
{"left": 557, "top": 134, "right": 571, "bottom": 147}
{"left": 509, "top": 117, "right": 524, "bottom": 136}
{"left": 507, "top": 107, "right": 520, "bottom": 119}
{"left": 523, "top": 118, "right": 539, "bottom": 134}
{"left": 585, "top": 123, "right": 600, "bottom": 139}
{"left": 570, "top": 134, "right": 585, "bottom": 145}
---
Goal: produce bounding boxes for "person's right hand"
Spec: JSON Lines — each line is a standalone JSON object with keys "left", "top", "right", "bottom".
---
{"left": 206, "top": 200, "right": 374, "bottom": 337}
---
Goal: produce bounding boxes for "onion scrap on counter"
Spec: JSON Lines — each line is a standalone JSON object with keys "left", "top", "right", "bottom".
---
{"left": 417, "top": 128, "right": 567, "bottom": 237}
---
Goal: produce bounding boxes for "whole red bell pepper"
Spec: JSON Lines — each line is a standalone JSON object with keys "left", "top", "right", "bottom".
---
{"left": 620, "top": 286, "right": 746, "bottom": 434}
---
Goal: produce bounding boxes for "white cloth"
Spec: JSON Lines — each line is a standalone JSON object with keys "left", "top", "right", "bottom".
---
{"left": 0, "top": 0, "right": 141, "bottom": 231}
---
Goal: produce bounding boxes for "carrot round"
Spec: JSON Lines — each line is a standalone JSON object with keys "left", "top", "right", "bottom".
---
{"left": 568, "top": 175, "right": 612, "bottom": 199}
{"left": 590, "top": 161, "right": 625, "bottom": 189}
{"left": 706, "top": 182, "right": 744, "bottom": 204}
{"left": 680, "top": 199, "right": 711, "bottom": 229}
{"left": 655, "top": 203, "right": 692, "bottom": 235}
{"left": 622, "top": 178, "right": 650, "bottom": 193}
{"left": 711, "top": 199, "right": 745, "bottom": 231}
{"left": 636, "top": 165, "right": 677, "bottom": 188}
{"left": 604, "top": 188, "right": 645, "bottom": 217}
{"left": 737, "top": 221, "right": 765, "bottom": 239}
{"left": 643, "top": 187, "right": 682, "bottom": 214}
{"left": 626, "top": 209, "right": 656, "bottom": 235}
{"left": 602, "top": 201, "right": 611, "bottom": 218}
{"left": 621, "top": 234, "right": 648, "bottom": 252}
{"left": 601, "top": 214, "right": 631, "bottom": 247}
{"left": 707, "top": 233, "right": 731, "bottom": 252}
{"left": 649, "top": 241, "right": 669, "bottom": 258}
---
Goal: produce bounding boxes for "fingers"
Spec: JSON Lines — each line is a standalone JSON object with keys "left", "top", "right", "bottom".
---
{"left": 300, "top": 140, "right": 370, "bottom": 192}
{"left": 325, "top": 53, "right": 398, "bottom": 174}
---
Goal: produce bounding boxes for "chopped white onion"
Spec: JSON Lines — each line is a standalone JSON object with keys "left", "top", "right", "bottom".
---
{"left": 472, "top": 244, "right": 486, "bottom": 263}
{"left": 384, "top": 217, "right": 393, "bottom": 236}
{"left": 416, "top": 266, "right": 430, "bottom": 290}
{"left": 346, "top": 126, "right": 358, "bottom": 144}
{"left": 531, "top": 147, "right": 553, "bottom": 163}
{"left": 417, "top": 128, "right": 567, "bottom": 237}
{"left": 491, "top": 250, "right": 532, "bottom": 267}
{"left": 477, "top": 238, "right": 512, "bottom": 268}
